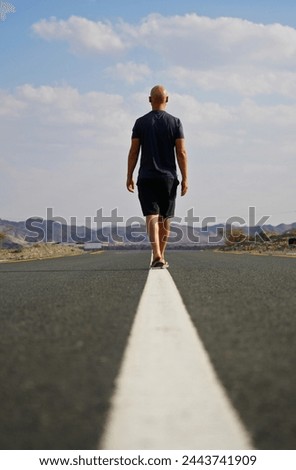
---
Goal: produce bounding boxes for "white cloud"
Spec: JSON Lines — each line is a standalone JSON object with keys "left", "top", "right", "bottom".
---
{"left": 123, "top": 13, "right": 296, "bottom": 67}
{"left": 140, "top": 13, "right": 296, "bottom": 99}
{"left": 32, "top": 12, "right": 296, "bottom": 66}
{"left": 121, "top": 13, "right": 296, "bottom": 98}
{"left": 32, "top": 15, "right": 125, "bottom": 54}
{"left": 16, "top": 84, "right": 129, "bottom": 133}
{"left": 0, "top": 91, "right": 26, "bottom": 116}
{"left": 167, "top": 93, "right": 296, "bottom": 222}
{"left": 1, "top": 85, "right": 296, "bottom": 224}
{"left": 169, "top": 65, "right": 296, "bottom": 98}
{"left": 0, "top": 85, "right": 137, "bottom": 221}
{"left": 105, "top": 62, "right": 151, "bottom": 84}
{"left": 32, "top": 13, "right": 296, "bottom": 98}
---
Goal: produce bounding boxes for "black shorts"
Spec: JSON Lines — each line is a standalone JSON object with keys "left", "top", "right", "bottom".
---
{"left": 137, "top": 177, "right": 179, "bottom": 218}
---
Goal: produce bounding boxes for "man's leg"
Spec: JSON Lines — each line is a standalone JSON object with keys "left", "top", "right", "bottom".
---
{"left": 159, "top": 216, "right": 170, "bottom": 260}
{"left": 146, "top": 214, "right": 162, "bottom": 262}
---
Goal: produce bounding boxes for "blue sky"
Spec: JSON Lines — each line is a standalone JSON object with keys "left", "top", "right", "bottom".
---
{"left": 1, "top": 0, "right": 296, "bottom": 226}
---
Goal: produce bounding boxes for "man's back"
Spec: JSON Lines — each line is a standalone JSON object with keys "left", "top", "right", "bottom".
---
{"left": 132, "top": 110, "right": 184, "bottom": 180}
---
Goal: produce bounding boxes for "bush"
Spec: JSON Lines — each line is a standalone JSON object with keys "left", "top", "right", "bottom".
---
{"left": 224, "top": 228, "right": 247, "bottom": 245}
{"left": 0, "top": 232, "right": 6, "bottom": 248}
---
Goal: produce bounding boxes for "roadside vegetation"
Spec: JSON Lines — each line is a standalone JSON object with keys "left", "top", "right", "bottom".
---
{"left": 222, "top": 228, "right": 296, "bottom": 254}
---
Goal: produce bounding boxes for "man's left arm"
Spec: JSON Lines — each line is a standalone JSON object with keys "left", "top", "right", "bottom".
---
{"left": 175, "top": 138, "right": 188, "bottom": 196}
{"left": 126, "top": 138, "right": 140, "bottom": 193}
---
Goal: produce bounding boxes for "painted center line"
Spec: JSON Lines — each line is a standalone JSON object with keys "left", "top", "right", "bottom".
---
{"left": 100, "top": 268, "right": 252, "bottom": 450}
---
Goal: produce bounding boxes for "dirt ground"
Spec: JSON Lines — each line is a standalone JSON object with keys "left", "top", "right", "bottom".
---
{"left": 0, "top": 243, "right": 84, "bottom": 262}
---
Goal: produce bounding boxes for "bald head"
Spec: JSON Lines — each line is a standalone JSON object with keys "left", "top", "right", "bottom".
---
{"left": 149, "top": 85, "right": 168, "bottom": 109}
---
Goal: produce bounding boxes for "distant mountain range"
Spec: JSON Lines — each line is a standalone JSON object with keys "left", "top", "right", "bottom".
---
{"left": 1, "top": 218, "right": 296, "bottom": 249}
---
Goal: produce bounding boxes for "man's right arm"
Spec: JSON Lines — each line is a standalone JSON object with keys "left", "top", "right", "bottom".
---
{"left": 175, "top": 138, "right": 188, "bottom": 196}
{"left": 126, "top": 138, "right": 140, "bottom": 193}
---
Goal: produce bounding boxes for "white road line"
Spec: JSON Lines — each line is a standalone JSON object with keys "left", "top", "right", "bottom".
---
{"left": 99, "top": 268, "right": 253, "bottom": 450}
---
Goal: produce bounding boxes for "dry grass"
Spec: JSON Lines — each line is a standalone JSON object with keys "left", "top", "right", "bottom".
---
{"left": 0, "top": 243, "right": 84, "bottom": 262}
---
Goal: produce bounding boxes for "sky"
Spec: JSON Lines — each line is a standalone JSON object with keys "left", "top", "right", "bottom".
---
{"left": 1, "top": 0, "right": 296, "bottom": 227}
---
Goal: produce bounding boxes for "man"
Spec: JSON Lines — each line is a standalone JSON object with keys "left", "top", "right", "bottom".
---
{"left": 126, "top": 85, "right": 188, "bottom": 268}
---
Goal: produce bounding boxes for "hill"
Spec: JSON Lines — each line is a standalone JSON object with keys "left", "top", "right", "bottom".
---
{"left": 1, "top": 218, "right": 296, "bottom": 250}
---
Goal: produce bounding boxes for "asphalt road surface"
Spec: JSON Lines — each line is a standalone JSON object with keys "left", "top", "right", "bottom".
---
{"left": 0, "top": 251, "right": 295, "bottom": 450}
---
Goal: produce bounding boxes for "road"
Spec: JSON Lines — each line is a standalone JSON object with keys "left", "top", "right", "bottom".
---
{"left": 0, "top": 251, "right": 295, "bottom": 450}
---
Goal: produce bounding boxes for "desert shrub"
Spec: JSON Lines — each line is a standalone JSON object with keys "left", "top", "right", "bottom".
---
{"left": 0, "top": 232, "right": 5, "bottom": 248}
{"left": 224, "top": 228, "right": 247, "bottom": 245}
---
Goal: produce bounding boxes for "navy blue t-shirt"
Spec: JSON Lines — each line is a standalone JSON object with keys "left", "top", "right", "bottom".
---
{"left": 132, "top": 110, "right": 184, "bottom": 180}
